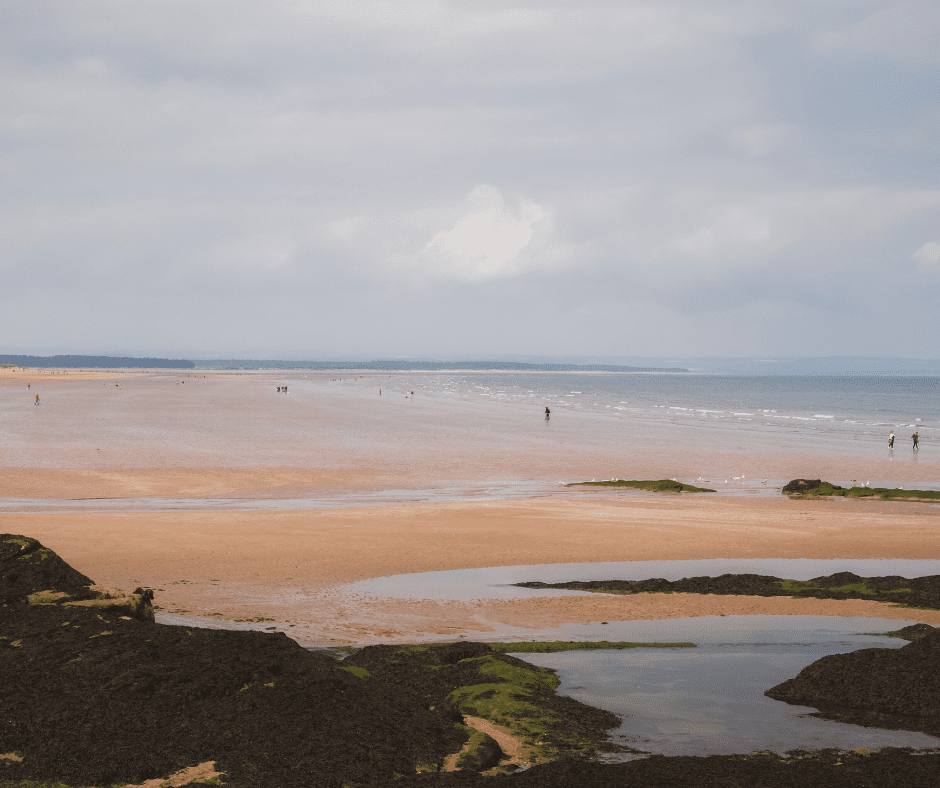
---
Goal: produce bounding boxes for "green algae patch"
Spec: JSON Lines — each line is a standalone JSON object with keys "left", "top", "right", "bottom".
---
{"left": 783, "top": 479, "right": 940, "bottom": 500}
{"left": 780, "top": 579, "right": 877, "bottom": 596}
{"left": 339, "top": 665, "right": 371, "bottom": 679}
{"left": 3, "top": 536, "right": 35, "bottom": 550}
{"left": 488, "top": 640, "right": 695, "bottom": 653}
{"left": 473, "top": 654, "right": 560, "bottom": 690}
{"left": 568, "top": 479, "right": 716, "bottom": 493}
{"left": 343, "top": 642, "right": 632, "bottom": 768}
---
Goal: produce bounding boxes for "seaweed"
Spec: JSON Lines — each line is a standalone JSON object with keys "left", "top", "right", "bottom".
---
{"left": 567, "top": 479, "right": 716, "bottom": 493}
{"left": 782, "top": 479, "right": 940, "bottom": 500}
{"left": 516, "top": 571, "right": 940, "bottom": 611}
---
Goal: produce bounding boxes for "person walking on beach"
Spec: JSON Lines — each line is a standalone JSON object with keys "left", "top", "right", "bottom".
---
{"left": 34, "top": 393, "right": 39, "bottom": 405}
{"left": 889, "top": 431, "right": 895, "bottom": 448}
{"left": 545, "top": 407, "right": 550, "bottom": 420}
{"left": 912, "top": 431, "right": 919, "bottom": 450}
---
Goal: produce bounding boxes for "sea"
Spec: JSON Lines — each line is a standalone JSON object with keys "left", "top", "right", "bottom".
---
{"left": 363, "top": 371, "right": 940, "bottom": 446}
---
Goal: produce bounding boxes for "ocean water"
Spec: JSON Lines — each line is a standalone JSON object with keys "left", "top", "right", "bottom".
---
{"left": 353, "top": 371, "right": 940, "bottom": 446}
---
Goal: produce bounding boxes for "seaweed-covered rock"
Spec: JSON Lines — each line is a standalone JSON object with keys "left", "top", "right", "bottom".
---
{"left": 886, "top": 623, "right": 939, "bottom": 641}
{"left": 517, "top": 572, "right": 940, "bottom": 611}
{"left": 782, "top": 479, "right": 827, "bottom": 493}
{"left": 397, "top": 750, "right": 940, "bottom": 786}
{"left": 0, "top": 604, "right": 466, "bottom": 787}
{"left": 766, "top": 630, "right": 940, "bottom": 736}
{"left": 457, "top": 733, "right": 503, "bottom": 772}
{"left": 1, "top": 534, "right": 93, "bottom": 601}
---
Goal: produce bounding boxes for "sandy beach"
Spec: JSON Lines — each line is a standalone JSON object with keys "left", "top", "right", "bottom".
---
{"left": 3, "top": 368, "right": 940, "bottom": 646}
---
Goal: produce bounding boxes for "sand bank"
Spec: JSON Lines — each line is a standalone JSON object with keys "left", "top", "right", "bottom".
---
{"left": 0, "top": 467, "right": 384, "bottom": 499}
{"left": 0, "top": 367, "right": 152, "bottom": 384}
{"left": 7, "top": 495, "right": 940, "bottom": 646}
{"left": 5, "top": 368, "right": 940, "bottom": 645}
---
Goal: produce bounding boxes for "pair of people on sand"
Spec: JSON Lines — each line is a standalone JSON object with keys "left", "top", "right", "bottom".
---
{"left": 890, "top": 430, "right": 919, "bottom": 449}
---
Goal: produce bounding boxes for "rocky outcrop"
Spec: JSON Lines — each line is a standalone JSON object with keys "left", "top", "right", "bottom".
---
{"left": 782, "top": 479, "right": 826, "bottom": 493}
{"left": 1, "top": 534, "right": 93, "bottom": 602}
{"left": 517, "top": 571, "right": 940, "bottom": 610}
{"left": 456, "top": 732, "right": 503, "bottom": 772}
{"left": 1, "top": 533, "right": 154, "bottom": 621}
{"left": 766, "top": 630, "right": 940, "bottom": 737}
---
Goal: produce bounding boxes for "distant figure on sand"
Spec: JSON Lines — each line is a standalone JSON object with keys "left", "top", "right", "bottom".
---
{"left": 888, "top": 431, "right": 895, "bottom": 448}
{"left": 34, "top": 394, "right": 39, "bottom": 405}
{"left": 912, "top": 431, "right": 919, "bottom": 450}
{"left": 545, "top": 407, "right": 550, "bottom": 420}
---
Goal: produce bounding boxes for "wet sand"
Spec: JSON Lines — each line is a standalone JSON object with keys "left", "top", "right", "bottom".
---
{"left": 3, "top": 368, "right": 940, "bottom": 646}
{"left": 9, "top": 496, "right": 940, "bottom": 646}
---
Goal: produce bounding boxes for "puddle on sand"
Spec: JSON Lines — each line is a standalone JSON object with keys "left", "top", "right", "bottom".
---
{"left": 504, "top": 616, "right": 940, "bottom": 758}
{"left": 344, "top": 557, "right": 940, "bottom": 601}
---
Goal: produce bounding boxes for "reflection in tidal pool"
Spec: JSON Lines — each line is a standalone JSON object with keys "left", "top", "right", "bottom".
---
{"left": 507, "top": 616, "right": 940, "bottom": 757}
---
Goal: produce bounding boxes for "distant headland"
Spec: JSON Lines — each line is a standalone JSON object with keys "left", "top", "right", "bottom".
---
{"left": 192, "top": 359, "right": 690, "bottom": 372}
{"left": 0, "top": 354, "right": 195, "bottom": 369}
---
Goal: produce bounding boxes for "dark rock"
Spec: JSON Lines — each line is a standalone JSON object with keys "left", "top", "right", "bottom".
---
{"left": 886, "top": 623, "right": 938, "bottom": 641}
{"left": 0, "top": 604, "right": 465, "bottom": 787}
{"left": 397, "top": 750, "right": 940, "bottom": 786}
{"left": 434, "top": 640, "right": 493, "bottom": 664}
{"left": 766, "top": 630, "right": 940, "bottom": 737}
{"left": 517, "top": 572, "right": 940, "bottom": 611}
{"left": 1, "top": 534, "right": 94, "bottom": 598}
{"left": 782, "top": 479, "right": 826, "bottom": 493}
{"left": 457, "top": 733, "right": 503, "bottom": 772}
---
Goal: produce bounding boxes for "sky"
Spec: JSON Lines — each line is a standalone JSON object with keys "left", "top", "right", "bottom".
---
{"left": 2, "top": 1, "right": 938, "bottom": 361}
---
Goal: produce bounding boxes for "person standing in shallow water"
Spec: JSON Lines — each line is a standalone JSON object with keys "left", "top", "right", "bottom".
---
{"left": 912, "top": 431, "right": 919, "bottom": 450}
{"left": 889, "top": 431, "right": 895, "bottom": 448}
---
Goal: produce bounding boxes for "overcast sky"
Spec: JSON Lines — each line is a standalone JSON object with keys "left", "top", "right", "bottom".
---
{"left": 2, "top": 1, "right": 938, "bottom": 360}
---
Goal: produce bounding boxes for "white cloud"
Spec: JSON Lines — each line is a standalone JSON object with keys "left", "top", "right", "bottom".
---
{"left": 420, "top": 185, "right": 546, "bottom": 283}
{"left": 914, "top": 241, "right": 940, "bottom": 271}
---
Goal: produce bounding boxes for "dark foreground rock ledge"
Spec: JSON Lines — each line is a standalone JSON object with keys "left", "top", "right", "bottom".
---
{"left": 0, "top": 603, "right": 465, "bottom": 787}
{"left": 5, "top": 536, "right": 940, "bottom": 787}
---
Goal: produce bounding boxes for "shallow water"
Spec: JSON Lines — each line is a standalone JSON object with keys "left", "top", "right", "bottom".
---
{"left": 344, "top": 558, "right": 940, "bottom": 601}
{"left": 4, "top": 370, "right": 937, "bottom": 490}
{"left": 506, "top": 616, "right": 940, "bottom": 757}
{"left": 362, "top": 371, "right": 940, "bottom": 443}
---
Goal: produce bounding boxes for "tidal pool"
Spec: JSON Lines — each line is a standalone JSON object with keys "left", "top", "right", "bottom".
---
{"left": 507, "top": 616, "right": 940, "bottom": 757}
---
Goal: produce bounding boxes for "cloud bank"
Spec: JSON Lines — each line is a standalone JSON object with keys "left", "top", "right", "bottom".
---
{"left": 1, "top": 0, "right": 938, "bottom": 359}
